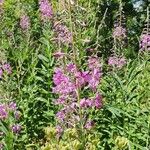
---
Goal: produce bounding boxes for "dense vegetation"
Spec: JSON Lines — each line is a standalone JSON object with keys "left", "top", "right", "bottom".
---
{"left": 0, "top": 0, "right": 150, "bottom": 149}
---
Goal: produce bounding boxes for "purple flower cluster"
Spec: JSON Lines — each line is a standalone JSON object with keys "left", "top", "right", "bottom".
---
{"left": 20, "top": 15, "right": 30, "bottom": 30}
{"left": 0, "top": 63, "right": 12, "bottom": 78}
{"left": 53, "top": 55, "right": 102, "bottom": 136}
{"left": 113, "top": 26, "right": 127, "bottom": 39}
{"left": 80, "top": 94, "right": 102, "bottom": 109}
{"left": 108, "top": 56, "right": 126, "bottom": 68}
{"left": 88, "top": 56, "right": 102, "bottom": 90}
{"left": 52, "top": 68, "right": 75, "bottom": 95}
{"left": 0, "top": 104, "right": 8, "bottom": 120}
{"left": 11, "top": 124, "right": 21, "bottom": 134}
{"left": 54, "top": 22, "right": 72, "bottom": 44}
{"left": 0, "top": 102, "right": 21, "bottom": 134}
{"left": 84, "top": 120, "right": 95, "bottom": 130}
{"left": 140, "top": 34, "right": 150, "bottom": 51}
{"left": 0, "top": 102, "right": 20, "bottom": 121}
{"left": 39, "top": 0, "right": 53, "bottom": 20}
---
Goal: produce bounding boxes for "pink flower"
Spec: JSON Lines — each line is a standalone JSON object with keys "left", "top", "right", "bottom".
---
{"left": 70, "top": 102, "right": 78, "bottom": 110}
{"left": 66, "top": 63, "right": 76, "bottom": 73}
{"left": 113, "top": 26, "right": 127, "bottom": 38}
{"left": 52, "top": 68, "right": 75, "bottom": 95}
{"left": 9, "top": 102, "right": 17, "bottom": 111}
{"left": 80, "top": 98, "right": 87, "bottom": 107}
{"left": 94, "top": 93, "right": 103, "bottom": 109}
{"left": 88, "top": 56, "right": 100, "bottom": 70}
{"left": 20, "top": 15, "right": 30, "bottom": 30}
{"left": 2, "top": 63, "right": 12, "bottom": 74}
{"left": 0, "top": 104, "right": 8, "bottom": 120}
{"left": 84, "top": 120, "right": 95, "bottom": 130}
{"left": 108, "top": 56, "right": 126, "bottom": 68}
{"left": 55, "top": 96, "right": 66, "bottom": 105}
{"left": 75, "top": 71, "right": 86, "bottom": 87}
{"left": 88, "top": 68, "right": 102, "bottom": 90}
{"left": 54, "top": 22, "right": 72, "bottom": 44}
{"left": 12, "top": 124, "right": 21, "bottom": 134}
{"left": 0, "top": 68, "right": 3, "bottom": 78}
{"left": 39, "top": 0, "right": 53, "bottom": 20}
{"left": 80, "top": 99, "right": 93, "bottom": 108}
{"left": 140, "top": 34, "right": 150, "bottom": 51}
{"left": 56, "top": 110, "right": 65, "bottom": 121}
{"left": 53, "top": 68, "right": 68, "bottom": 85}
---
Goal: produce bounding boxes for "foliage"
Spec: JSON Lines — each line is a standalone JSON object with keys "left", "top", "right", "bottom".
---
{"left": 0, "top": 0, "right": 149, "bottom": 150}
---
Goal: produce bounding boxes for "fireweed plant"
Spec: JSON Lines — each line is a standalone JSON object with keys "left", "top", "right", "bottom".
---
{"left": 109, "top": 2, "right": 127, "bottom": 71}
{"left": 40, "top": 1, "right": 103, "bottom": 150}
{"left": 42, "top": 55, "right": 103, "bottom": 150}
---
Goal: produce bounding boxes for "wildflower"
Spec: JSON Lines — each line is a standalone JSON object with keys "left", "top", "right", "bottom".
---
{"left": 85, "top": 120, "right": 95, "bottom": 130}
{"left": 80, "top": 98, "right": 88, "bottom": 108}
{"left": 39, "top": 0, "right": 53, "bottom": 20}
{"left": 88, "top": 68, "right": 102, "bottom": 90}
{"left": 140, "top": 34, "right": 150, "bottom": 51}
{"left": 54, "top": 22, "right": 72, "bottom": 44}
{"left": 56, "top": 110, "right": 65, "bottom": 121}
{"left": 2, "top": 63, "right": 12, "bottom": 74}
{"left": 87, "top": 56, "right": 102, "bottom": 90}
{"left": 80, "top": 99, "right": 93, "bottom": 108}
{"left": 66, "top": 63, "right": 76, "bottom": 73}
{"left": 53, "top": 68, "right": 67, "bottom": 85}
{"left": 88, "top": 56, "right": 101, "bottom": 70}
{"left": 53, "top": 57, "right": 103, "bottom": 137}
{"left": 0, "top": 104, "right": 8, "bottom": 120}
{"left": 9, "top": 102, "right": 17, "bottom": 111}
{"left": 55, "top": 96, "right": 66, "bottom": 105}
{"left": 11, "top": 124, "right": 21, "bottom": 134}
{"left": 113, "top": 26, "right": 127, "bottom": 39}
{"left": 70, "top": 102, "right": 78, "bottom": 110}
{"left": 52, "top": 68, "right": 75, "bottom": 95}
{"left": 0, "top": 68, "right": 3, "bottom": 78}
{"left": 75, "top": 71, "right": 87, "bottom": 87}
{"left": 20, "top": 15, "right": 30, "bottom": 30}
{"left": 108, "top": 56, "right": 126, "bottom": 68}
{"left": 94, "top": 93, "right": 102, "bottom": 109}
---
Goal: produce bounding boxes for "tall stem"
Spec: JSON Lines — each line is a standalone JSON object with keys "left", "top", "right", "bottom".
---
{"left": 67, "top": 1, "right": 86, "bottom": 148}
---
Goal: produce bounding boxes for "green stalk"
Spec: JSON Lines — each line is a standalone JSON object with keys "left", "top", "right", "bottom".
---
{"left": 67, "top": 1, "right": 86, "bottom": 149}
